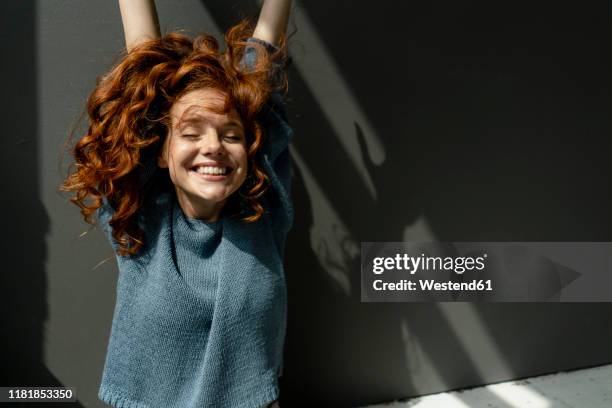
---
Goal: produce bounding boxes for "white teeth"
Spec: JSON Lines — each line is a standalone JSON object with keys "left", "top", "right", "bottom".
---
{"left": 194, "top": 166, "right": 228, "bottom": 175}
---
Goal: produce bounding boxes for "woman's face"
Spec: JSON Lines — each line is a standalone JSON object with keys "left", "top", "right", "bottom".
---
{"left": 158, "top": 88, "right": 248, "bottom": 220}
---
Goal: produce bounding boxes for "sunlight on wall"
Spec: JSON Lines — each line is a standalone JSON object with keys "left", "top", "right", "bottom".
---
{"left": 288, "top": 5, "right": 386, "bottom": 199}
{"left": 434, "top": 303, "right": 551, "bottom": 408}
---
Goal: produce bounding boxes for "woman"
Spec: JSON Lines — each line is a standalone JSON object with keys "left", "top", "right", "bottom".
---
{"left": 61, "top": 0, "right": 293, "bottom": 407}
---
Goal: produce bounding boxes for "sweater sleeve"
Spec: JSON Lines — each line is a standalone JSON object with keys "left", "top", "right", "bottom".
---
{"left": 243, "top": 38, "right": 294, "bottom": 242}
{"left": 96, "top": 197, "right": 120, "bottom": 252}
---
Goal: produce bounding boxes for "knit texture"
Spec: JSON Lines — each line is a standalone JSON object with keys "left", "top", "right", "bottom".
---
{"left": 96, "top": 38, "right": 293, "bottom": 408}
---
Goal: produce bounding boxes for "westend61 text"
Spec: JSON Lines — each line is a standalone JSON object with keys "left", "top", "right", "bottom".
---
{"left": 373, "top": 279, "right": 493, "bottom": 291}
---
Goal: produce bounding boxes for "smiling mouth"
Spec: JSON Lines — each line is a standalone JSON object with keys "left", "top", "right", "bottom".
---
{"left": 191, "top": 165, "right": 233, "bottom": 176}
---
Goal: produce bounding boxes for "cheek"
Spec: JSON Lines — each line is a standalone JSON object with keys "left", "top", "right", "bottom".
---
{"left": 164, "top": 142, "right": 197, "bottom": 186}
{"left": 168, "top": 141, "right": 197, "bottom": 166}
{"left": 234, "top": 148, "right": 249, "bottom": 180}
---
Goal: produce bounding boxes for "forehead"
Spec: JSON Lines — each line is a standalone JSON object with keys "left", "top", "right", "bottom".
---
{"left": 170, "top": 88, "right": 241, "bottom": 126}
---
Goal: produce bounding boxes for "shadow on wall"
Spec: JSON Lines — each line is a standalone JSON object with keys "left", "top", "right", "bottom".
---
{"left": 0, "top": 3, "right": 84, "bottom": 406}
{"left": 281, "top": 1, "right": 612, "bottom": 407}
{"left": 280, "top": 1, "right": 612, "bottom": 407}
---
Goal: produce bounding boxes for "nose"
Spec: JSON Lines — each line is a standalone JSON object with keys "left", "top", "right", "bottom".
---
{"left": 200, "top": 130, "right": 224, "bottom": 156}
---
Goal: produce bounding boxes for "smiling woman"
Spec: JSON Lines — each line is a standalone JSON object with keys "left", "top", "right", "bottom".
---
{"left": 59, "top": 1, "right": 293, "bottom": 407}
{"left": 159, "top": 88, "right": 250, "bottom": 221}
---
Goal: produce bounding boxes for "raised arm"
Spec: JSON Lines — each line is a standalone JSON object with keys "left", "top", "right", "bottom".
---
{"left": 252, "top": 0, "right": 292, "bottom": 46}
{"left": 118, "top": 0, "right": 161, "bottom": 52}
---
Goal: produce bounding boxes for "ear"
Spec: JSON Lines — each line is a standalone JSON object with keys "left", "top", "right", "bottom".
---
{"left": 157, "top": 143, "right": 169, "bottom": 168}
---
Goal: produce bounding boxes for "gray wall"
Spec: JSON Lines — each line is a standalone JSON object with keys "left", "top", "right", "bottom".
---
{"left": 2, "top": 0, "right": 612, "bottom": 407}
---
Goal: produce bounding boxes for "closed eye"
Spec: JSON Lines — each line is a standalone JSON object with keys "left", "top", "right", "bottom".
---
{"left": 224, "top": 134, "right": 243, "bottom": 142}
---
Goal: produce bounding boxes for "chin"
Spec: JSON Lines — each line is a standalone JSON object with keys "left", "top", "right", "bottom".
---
{"left": 198, "top": 195, "right": 230, "bottom": 204}
{"left": 193, "top": 188, "right": 234, "bottom": 204}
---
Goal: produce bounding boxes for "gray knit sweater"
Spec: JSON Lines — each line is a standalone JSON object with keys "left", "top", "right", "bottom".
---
{"left": 96, "top": 39, "right": 293, "bottom": 408}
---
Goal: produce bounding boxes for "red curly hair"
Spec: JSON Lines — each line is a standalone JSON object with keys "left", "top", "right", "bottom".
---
{"left": 61, "top": 20, "right": 287, "bottom": 257}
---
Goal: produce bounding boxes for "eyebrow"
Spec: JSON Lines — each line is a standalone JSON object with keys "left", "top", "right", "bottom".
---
{"left": 177, "top": 115, "right": 204, "bottom": 125}
{"left": 176, "top": 116, "right": 243, "bottom": 129}
{"left": 224, "top": 120, "right": 244, "bottom": 129}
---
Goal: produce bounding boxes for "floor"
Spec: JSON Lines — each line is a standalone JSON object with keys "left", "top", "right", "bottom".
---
{"left": 360, "top": 363, "right": 612, "bottom": 408}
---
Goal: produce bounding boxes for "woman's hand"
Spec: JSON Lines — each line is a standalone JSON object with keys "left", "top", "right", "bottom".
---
{"left": 118, "top": 0, "right": 161, "bottom": 52}
{"left": 252, "top": 0, "right": 292, "bottom": 46}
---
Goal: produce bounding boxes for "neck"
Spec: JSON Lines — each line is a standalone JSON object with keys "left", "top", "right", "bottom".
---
{"left": 175, "top": 188, "right": 226, "bottom": 221}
